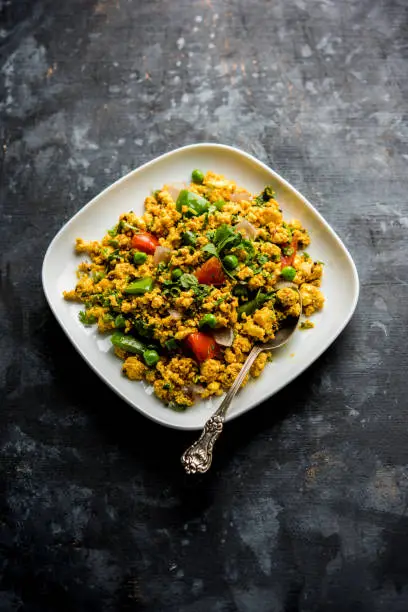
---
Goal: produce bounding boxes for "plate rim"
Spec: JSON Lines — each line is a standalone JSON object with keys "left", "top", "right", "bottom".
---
{"left": 42, "top": 142, "right": 360, "bottom": 430}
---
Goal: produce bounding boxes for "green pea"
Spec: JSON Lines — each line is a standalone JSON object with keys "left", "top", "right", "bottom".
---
{"left": 143, "top": 349, "right": 159, "bottom": 367}
{"left": 133, "top": 251, "right": 147, "bottom": 265}
{"left": 223, "top": 254, "right": 239, "bottom": 270}
{"left": 192, "top": 169, "right": 204, "bottom": 184}
{"left": 171, "top": 268, "right": 183, "bottom": 281}
{"left": 181, "top": 231, "right": 197, "bottom": 246}
{"left": 281, "top": 266, "right": 296, "bottom": 281}
{"left": 199, "top": 313, "right": 217, "bottom": 329}
{"left": 114, "top": 314, "right": 126, "bottom": 329}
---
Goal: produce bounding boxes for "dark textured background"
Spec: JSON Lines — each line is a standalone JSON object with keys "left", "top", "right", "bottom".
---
{"left": 1, "top": 0, "right": 408, "bottom": 610}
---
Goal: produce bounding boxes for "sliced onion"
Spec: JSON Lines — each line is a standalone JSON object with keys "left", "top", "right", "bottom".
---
{"left": 212, "top": 327, "right": 234, "bottom": 347}
{"left": 154, "top": 246, "right": 171, "bottom": 265}
{"left": 164, "top": 182, "right": 186, "bottom": 201}
{"left": 168, "top": 308, "right": 182, "bottom": 320}
{"left": 235, "top": 219, "right": 258, "bottom": 240}
{"left": 182, "top": 384, "right": 205, "bottom": 400}
{"left": 230, "top": 190, "right": 252, "bottom": 202}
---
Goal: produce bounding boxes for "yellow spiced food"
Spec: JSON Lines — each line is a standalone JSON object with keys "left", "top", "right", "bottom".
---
{"left": 64, "top": 170, "right": 324, "bottom": 410}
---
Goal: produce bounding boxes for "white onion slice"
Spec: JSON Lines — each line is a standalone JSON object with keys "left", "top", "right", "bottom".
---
{"left": 212, "top": 327, "right": 234, "bottom": 347}
{"left": 168, "top": 309, "right": 182, "bottom": 320}
{"left": 164, "top": 182, "right": 186, "bottom": 201}
{"left": 230, "top": 190, "right": 252, "bottom": 202}
{"left": 182, "top": 384, "right": 205, "bottom": 400}
{"left": 154, "top": 246, "right": 171, "bottom": 265}
{"left": 235, "top": 219, "right": 258, "bottom": 240}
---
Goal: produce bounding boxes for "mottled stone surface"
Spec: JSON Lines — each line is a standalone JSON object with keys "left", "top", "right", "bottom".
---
{"left": 1, "top": 0, "right": 408, "bottom": 610}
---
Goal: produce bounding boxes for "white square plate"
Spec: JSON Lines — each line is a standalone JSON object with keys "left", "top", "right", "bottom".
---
{"left": 42, "top": 143, "right": 359, "bottom": 430}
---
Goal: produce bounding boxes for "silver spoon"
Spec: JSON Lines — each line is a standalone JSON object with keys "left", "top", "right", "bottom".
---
{"left": 181, "top": 282, "right": 302, "bottom": 474}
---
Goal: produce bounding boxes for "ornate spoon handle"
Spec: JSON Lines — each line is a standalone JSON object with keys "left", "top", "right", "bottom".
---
{"left": 181, "top": 346, "right": 262, "bottom": 474}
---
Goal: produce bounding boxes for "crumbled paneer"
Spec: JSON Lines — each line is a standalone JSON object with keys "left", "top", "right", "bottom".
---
{"left": 300, "top": 284, "right": 325, "bottom": 317}
{"left": 64, "top": 171, "right": 324, "bottom": 410}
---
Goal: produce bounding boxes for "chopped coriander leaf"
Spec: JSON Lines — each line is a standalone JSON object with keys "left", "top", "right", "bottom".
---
{"left": 192, "top": 283, "right": 212, "bottom": 301}
{"left": 78, "top": 311, "right": 97, "bottom": 325}
{"left": 300, "top": 320, "right": 314, "bottom": 330}
{"left": 93, "top": 271, "right": 105, "bottom": 282}
{"left": 171, "top": 268, "right": 183, "bottom": 281}
{"left": 201, "top": 243, "right": 218, "bottom": 258}
{"left": 254, "top": 185, "right": 275, "bottom": 205}
{"left": 233, "top": 285, "right": 248, "bottom": 298}
{"left": 168, "top": 401, "right": 189, "bottom": 412}
{"left": 120, "top": 220, "right": 138, "bottom": 232}
{"left": 241, "top": 239, "right": 255, "bottom": 261}
{"left": 213, "top": 200, "right": 225, "bottom": 210}
{"left": 133, "top": 319, "right": 155, "bottom": 339}
{"left": 107, "top": 249, "right": 121, "bottom": 262}
{"left": 257, "top": 254, "right": 269, "bottom": 265}
{"left": 179, "top": 273, "right": 198, "bottom": 289}
{"left": 165, "top": 338, "right": 178, "bottom": 351}
{"left": 181, "top": 231, "right": 197, "bottom": 246}
{"left": 156, "top": 262, "right": 167, "bottom": 273}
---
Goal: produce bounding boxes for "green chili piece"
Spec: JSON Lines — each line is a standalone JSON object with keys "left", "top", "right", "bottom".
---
{"left": 181, "top": 231, "right": 197, "bottom": 246}
{"left": 114, "top": 314, "right": 126, "bottom": 329}
{"left": 237, "top": 294, "right": 267, "bottom": 319}
{"left": 176, "top": 190, "right": 210, "bottom": 216}
{"left": 111, "top": 332, "right": 145, "bottom": 355}
{"left": 124, "top": 277, "right": 154, "bottom": 294}
{"left": 233, "top": 285, "right": 248, "bottom": 298}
